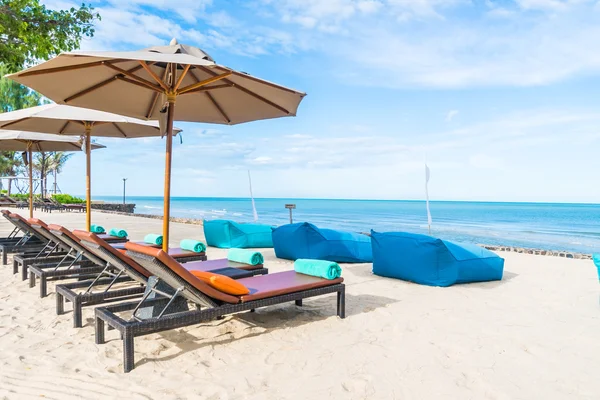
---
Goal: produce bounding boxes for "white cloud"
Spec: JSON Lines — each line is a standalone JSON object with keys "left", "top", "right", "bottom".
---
{"left": 445, "top": 110, "right": 459, "bottom": 122}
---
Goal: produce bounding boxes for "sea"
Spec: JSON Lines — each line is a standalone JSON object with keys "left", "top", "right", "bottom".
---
{"left": 93, "top": 196, "right": 600, "bottom": 254}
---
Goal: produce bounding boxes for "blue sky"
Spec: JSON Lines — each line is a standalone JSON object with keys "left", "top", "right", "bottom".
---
{"left": 42, "top": 0, "right": 600, "bottom": 202}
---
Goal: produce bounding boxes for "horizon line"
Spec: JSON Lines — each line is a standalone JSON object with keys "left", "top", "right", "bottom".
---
{"left": 89, "top": 195, "right": 600, "bottom": 206}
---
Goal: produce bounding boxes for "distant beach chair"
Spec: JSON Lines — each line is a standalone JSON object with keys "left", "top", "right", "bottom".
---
{"left": 371, "top": 231, "right": 504, "bottom": 287}
{"left": 0, "top": 213, "right": 47, "bottom": 265}
{"left": 95, "top": 242, "right": 345, "bottom": 372}
{"left": 54, "top": 230, "right": 268, "bottom": 328}
{"left": 12, "top": 218, "right": 75, "bottom": 277}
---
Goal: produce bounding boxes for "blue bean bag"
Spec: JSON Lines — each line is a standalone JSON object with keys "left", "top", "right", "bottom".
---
{"left": 273, "top": 222, "right": 372, "bottom": 263}
{"left": 203, "top": 220, "right": 274, "bottom": 248}
{"left": 371, "top": 231, "right": 504, "bottom": 287}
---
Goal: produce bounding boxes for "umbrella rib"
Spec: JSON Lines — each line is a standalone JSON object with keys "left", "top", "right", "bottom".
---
{"left": 104, "top": 63, "right": 162, "bottom": 93}
{"left": 17, "top": 60, "right": 114, "bottom": 77}
{"left": 138, "top": 61, "right": 169, "bottom": 91}
{"left": 146, "top": 67, "right": 170, "bottom": 119}
{"left": 196, "top": 66, "right": 291, "bottom": 114}
{"left": 64, "top": 64, "right": 146, "bottom": 103}
{"left": 177, "top": 72, "right": 232, "bottom": 95}
{"left": 116, "top": 75, "right": 163, "bottom": 94}
{"left": 205, "top": 92, "right": 231, "bottom": 124}
{"left": 58, "top": 120, "right": 70, "bottom": 134}
{"left": 112, "top": 122, "right": 128, "bottom": 138}
{"left": 178, "top": 83, "right": 232, "bottom": 95}
{"left": 0, "top": 117, "right": 28, "bottom": 129}
{"left": 227, "top": 69, "right": 305, "bottom": 95}
{"left": 174, "top": 64, "right": 191, "bottom": 91}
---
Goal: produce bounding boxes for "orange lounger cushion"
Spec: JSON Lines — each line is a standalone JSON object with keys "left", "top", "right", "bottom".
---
{"left": 190, "top": 270, "right": 250, "bottom": 295}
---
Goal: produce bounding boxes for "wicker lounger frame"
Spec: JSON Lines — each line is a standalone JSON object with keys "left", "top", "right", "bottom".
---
{"left": 95, "top": 250, "right": 345, "bottom": 372}
{"left": 28, "top": 259, "right": 103, "bottom": 298}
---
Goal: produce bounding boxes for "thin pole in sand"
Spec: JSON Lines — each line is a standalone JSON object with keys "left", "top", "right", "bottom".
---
{"left": 285, "top": 204, "right": 296, "bottom": 224}
{"left": 122, "top": 178, "right": 127, "bottom": 205}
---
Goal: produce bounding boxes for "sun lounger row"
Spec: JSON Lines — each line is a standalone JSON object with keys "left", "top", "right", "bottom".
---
{"left": 1, "top": 211, "right": 346, "bottom": 372}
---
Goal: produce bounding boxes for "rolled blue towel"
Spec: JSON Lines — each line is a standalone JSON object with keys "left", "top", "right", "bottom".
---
{"left": 180, "top": 239, "right": 206, "bottom": 253}
{"left": 593, "top": 254, "right": 600, "bottom": 281}
{"left": 227, "top": 249, "right": 264, "bottom": 265}
{"left": 144, "top": 233, "right": 163, "bottom": 246}
{"left": 109, "top": 228, "right": 128, "bottom": 238}
{"left": 294, "top": 259, "right": 342, "bottom": 280}
{"left": 90, "top": 224, "right": 105, "bottom": 234}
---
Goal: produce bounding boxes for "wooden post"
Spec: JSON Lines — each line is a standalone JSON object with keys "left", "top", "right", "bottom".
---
{"left": 162, "top": 99, "right": 175, "bottom": 252}
{"left": 85, "top": 124, "right": 92, "bottom": 231}
{"left": 162, "top": 63, "right": 177, "bottom": 252}
{"left": 28, "top": 147, "right": 33, "bottom": 218}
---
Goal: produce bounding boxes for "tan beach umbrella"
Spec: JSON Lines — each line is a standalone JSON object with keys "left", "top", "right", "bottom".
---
{"left": 7, "top": 39, "right": 306, "bottom": 250}
{"left": 0, "top": 130, "right": 105, "bottom": 218}
{"left": 0, "top": 104, "right": 180, "bottom": 230}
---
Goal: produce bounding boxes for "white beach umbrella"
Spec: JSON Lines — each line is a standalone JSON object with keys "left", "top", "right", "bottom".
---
{"left": 0, "top": 130, "right": 105, "bottom": 218}
{"left": 0, "top": 104, "right": 180, "bottom": 230}
{"left": 7, "top": 38, "right": 306, "bottom": 250}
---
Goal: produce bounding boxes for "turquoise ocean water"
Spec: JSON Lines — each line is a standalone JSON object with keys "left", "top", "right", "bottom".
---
{"left": 93, "top": 196, "right": 600, "bottom": 254}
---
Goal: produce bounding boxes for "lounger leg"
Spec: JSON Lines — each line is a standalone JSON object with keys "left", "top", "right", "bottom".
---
{"left": 12, "top": 259, "right": 18, "bottom": 275}
{"left": 123, "top": 329, "right": 135, "bottom": 373}
{"left": 21, "top": 263, "right": 28, "bottom": 281}
{"left": 2, "top": 249, "right": 7, "bottom": 265}
{"left": 337, "top": 287, "right": 346, "bottom": 319}
{"left": 39, "top": 276, "right": 47, "bottom": 298}
{"left": 56, "top": 292, "right": 64, "bottom": 315}
{"left": 29, "top": 271, "right": 36, "bottom": 288}
{"left": 73, "top": 298, "right": 83, "bottom": 328}
{"left": 95, "top": 317, "right": 105, "bottom": 344}
{"left": 295, "top": 300, "right": 303, "bottom": 307}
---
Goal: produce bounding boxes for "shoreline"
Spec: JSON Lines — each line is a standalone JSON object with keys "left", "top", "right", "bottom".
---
{"left": 95, "top": 209, "right": 594, "bottom": 260}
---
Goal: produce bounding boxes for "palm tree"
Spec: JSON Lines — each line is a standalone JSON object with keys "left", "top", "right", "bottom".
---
{"left": 0, "top": 151, "right": 23, "bottom": 195}
{"left": 48, "top": 152, "right": 73, "bottom": 195}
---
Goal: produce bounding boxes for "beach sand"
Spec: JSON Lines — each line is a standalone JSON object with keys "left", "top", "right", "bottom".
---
{"left": 0, "top": 210, "right": 598, "bottom": 399}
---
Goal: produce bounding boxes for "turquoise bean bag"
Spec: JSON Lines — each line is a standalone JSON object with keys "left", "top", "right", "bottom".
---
{"left": 203, "top": 219, "right": 274, "bottom": 248}
{"left": 371, "top": 231, "right": 504, "bottom": 287}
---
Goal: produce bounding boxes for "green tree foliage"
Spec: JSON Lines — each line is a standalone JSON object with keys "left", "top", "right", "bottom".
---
{"left": 0, "top": 0, "right": 100, "bottom": 72}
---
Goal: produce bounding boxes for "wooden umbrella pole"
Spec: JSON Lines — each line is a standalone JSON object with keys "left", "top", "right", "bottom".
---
{"left": 85, "top": 124, "right": 92, "bottom": 231}
{"left": 28, "top": 147, "right": 33, "bottom": 218}
{"left": 162, "top": 98, "right": 175, "bottom": 252}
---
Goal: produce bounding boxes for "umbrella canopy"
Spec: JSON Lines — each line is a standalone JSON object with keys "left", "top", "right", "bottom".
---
{"left": 7, "top": 38, "right": 306, "bottom": 251}
{"left": 0, "top": 104, "right": 181, "bottom": 230}
{"left": 7, "top": 42, "right": 306, "bottom": 124}
{"left": 0, "top": 130, "right": 105, "bottom": 218}
{"left": 0, "top": 104, "right": 175, "bottom": 137}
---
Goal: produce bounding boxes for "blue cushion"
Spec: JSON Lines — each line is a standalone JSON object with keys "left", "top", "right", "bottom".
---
{"left": 203, "top": 220, "right": 273, "bottom": 248}
{"left": 273, "top": 222, "right": 372, "bottom": 263}
{"left": 371, "top": 231, "right": 504, "bottom": 287}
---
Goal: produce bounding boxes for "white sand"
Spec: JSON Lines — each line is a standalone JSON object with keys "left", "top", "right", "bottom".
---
{"left": 0, "top": 209, "right": 598, "bottom": 399}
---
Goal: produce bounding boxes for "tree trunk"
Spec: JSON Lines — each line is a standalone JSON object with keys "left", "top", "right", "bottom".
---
{"left": 7, "top": 178, "right": 12, "bottom": 196}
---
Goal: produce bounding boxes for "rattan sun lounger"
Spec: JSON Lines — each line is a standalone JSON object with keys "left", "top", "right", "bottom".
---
{"left": 26, "top": 224, "right": 128, "bottom": 297}
{"left": 0, "top": 213, "right": 47, "bottom": 265}
{"left": 12, "top": 218, "right": 72, "bottom": 276}
{"left": 55, "top": 231, "right": 268, "bottom": 328}
{"left": 95, "top": 243, "right": 345, "bottom": 372}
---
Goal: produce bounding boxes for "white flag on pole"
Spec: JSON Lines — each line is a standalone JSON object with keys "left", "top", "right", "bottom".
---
{"left": 248, "top": 170, "right": 258, "bottom": 222}
{"left": 425, "top": 164, "right": 432, "bottom": 233}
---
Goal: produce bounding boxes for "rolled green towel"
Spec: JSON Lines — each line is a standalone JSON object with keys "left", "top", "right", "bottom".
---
{"left": 227, "top": 249, "right": 264, "bottom": 265}
{"left": 109, "top": 228, "right": 128, "bottom": 238}
{"left": 144, "top": 233, "right": 163, "bottom": 246}
{"left": 90, "top": 224, "right": 105, "bottom": 234}
{"left": 294, "top": 259, "right": 342, "bottom": 280}
{"left": 180, "top": 239, "right": 206, "bottom": 253}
